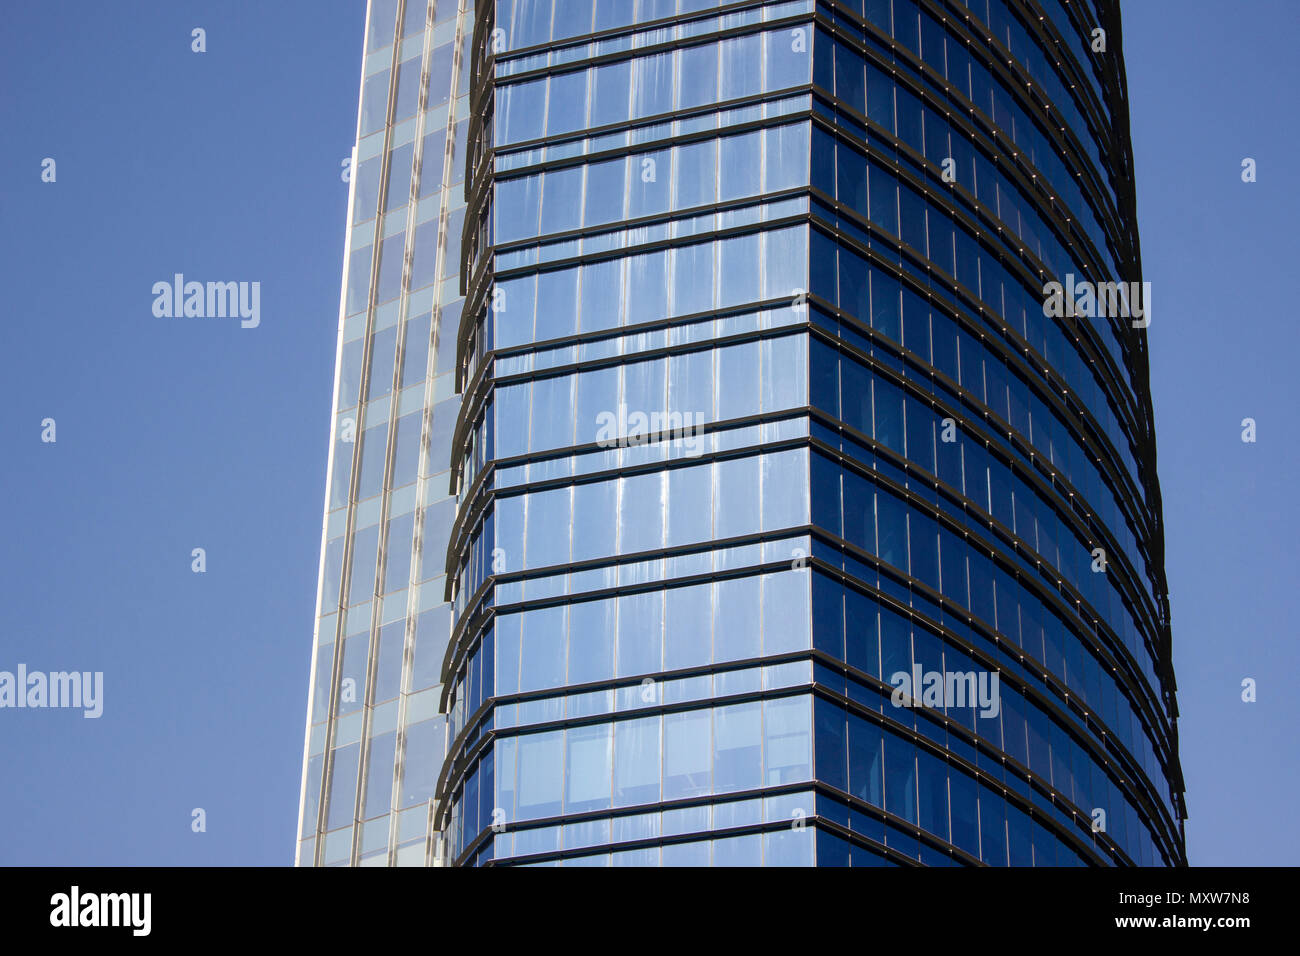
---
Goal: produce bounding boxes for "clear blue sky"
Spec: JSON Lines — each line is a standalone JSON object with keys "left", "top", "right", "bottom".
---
{"left": 1125, "top": 0, "right": 1300, "bottom": 865}
{"left": 0, "top": 1, "right": 1294, "bottom": 866}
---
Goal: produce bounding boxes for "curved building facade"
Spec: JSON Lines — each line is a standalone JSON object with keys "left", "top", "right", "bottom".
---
{"left": 312, "top": 0, "right": 1187, "bottom": 867}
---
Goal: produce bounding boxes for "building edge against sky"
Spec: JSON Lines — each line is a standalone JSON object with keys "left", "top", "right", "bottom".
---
{"left": 301, "top": 0, "right": 1187, "bottom": 867}
{"left": 296, "top": 0, "right": 474, "bottom": 866}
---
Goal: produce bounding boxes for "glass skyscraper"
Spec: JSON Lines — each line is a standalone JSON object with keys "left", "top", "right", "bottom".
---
{"left": 302, "top": 0, "right": 1188, "bottom": 867}
{"left": 296, "top": 0, "right": 474, "bottom": 866}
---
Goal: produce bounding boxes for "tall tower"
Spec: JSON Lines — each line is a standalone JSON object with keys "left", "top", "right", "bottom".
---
{"left": 433, "top": 0, "right": 1185, "bottom": 867}
{"left": 296, "top": 0, "right": 475, "bottom": 866}
{"left": 304, "top": 0, "right": 1187, "bottom": 868}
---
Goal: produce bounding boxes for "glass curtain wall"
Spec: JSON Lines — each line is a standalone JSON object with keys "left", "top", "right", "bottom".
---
{"left": 354, "top": 0, "right": 1184, "bottom": 868}
{"left": 297, "top": 0, "right": 476, "bottom": 867}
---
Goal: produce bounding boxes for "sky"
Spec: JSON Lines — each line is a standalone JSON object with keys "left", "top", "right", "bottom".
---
{"left": 1124, "top": 0, "right": 1300, "bottom": 864}
{"left": 0, "top": 1, "right": 1295, "bottom": 866}
{"left": 0, "top": 1, "right": 365, "bottom": 865}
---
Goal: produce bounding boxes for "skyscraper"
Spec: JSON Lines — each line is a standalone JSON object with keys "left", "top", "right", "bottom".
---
{"left": 296, "top": 0, "right": 475, "bottom": 866}
{"left": 303, "top": 0, "right": 1187, "bottom": 867}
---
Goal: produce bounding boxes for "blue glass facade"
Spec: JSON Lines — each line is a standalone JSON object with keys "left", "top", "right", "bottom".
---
{"left": 297, "top": 0, "right": 476, "bottom": 867}
{"left": 340, "top": 0, "right": 1187, "bottom": 867}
